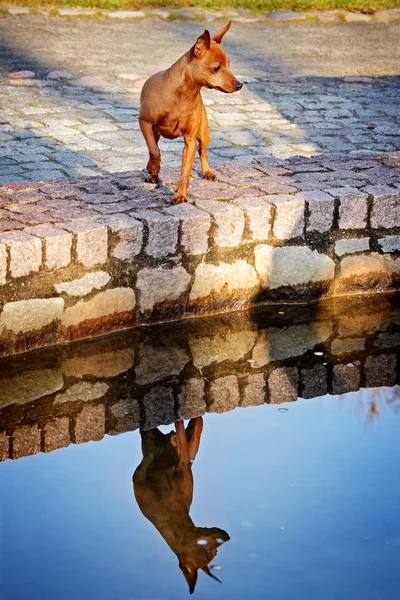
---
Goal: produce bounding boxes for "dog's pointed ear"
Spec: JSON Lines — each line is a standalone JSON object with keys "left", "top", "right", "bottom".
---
{"left": 179, "top": 562, "right": 198, "bottom": 594}
{"left": 191, "top": 30, "right": 211, "bottom": 59}
{"left": 212, "top": 21, "right": 231, "bottom": 44}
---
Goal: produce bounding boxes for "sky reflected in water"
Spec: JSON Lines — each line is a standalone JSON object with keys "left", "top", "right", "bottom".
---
{"left": 1, "top": 388, "right": 399, "bottom": 600}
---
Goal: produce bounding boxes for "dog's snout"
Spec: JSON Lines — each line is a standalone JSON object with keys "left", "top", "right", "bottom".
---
{"left": 235, "top": 81, "right": 243, "bottom": 91}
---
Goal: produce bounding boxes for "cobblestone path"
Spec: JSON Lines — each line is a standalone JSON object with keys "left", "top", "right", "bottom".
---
{"left": 0, "top": 16, "right": 399, "bottom": 183}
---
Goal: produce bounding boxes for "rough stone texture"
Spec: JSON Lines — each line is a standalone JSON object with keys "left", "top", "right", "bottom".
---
{"left": 338, "top": 253, "right": 388, "bottom": 288}
{"left": 0, "top": 298, "right": 64, "bottom": 335}
{"left": 135, "top": 343, "right": 189, "bottom": 385}
{"left": 233, "top": 196, "right": 273, "bottom": 241}
{"left": 301, "top": 364, "right": 328, "bottom": 399}
{"left": 364, "top": 354, "right": 397, "bottom": 388}
{"left": 331, "top": 338, "right": 365, "bottom": 355}
{"left": 379, "top": 235, "right": 400, "bottom": 252}
{"left": 189, "top": 261, "right": 259, "bottom": 304}
{"left": 97, "top": 214, "right": 143, "bottom": 260}
{"left": 240, "top": 373, "right": 266, "bottom": 407}
{"left": 0, "top": 367, "right": 63, "bottom": 409}
{"left": 268, "top": 367, "right": 299, "bottom": 404}
{"left": 193, "top": 198, "right": 245, "bottom": 248}
{"left": 0, "top": 430, "right": 9, "bottom": 461}
{"left": 252, "top": 322, "right": 331, "bottom": 366}
{"left": 26, "top": 224, "right": 72, "bottom": 270}
{"left": 189, "top": 327, "right": 258, "bottom": 368}
{"left": 209, "top": 375, "right": 240, "bottom": 413}
{"left": 386, "top": 255, "right": 400, "bottom": 280}
{"left": 369, "top": 189, "right": 400, "bottom": 229}
{"left": 330, "top": 188, "right": 369, "bottom": 230}
{"left": 43, "top": 416, "right": 71, "bottom": 452}
{"left": 300, "top": 190, "right": 335, "bottom": 233}
{"left": 55, "top": 271, "right": 111, "bottom": 297}
{"left": 64, "top": 287, "right": 135, "bottom": 327}
{"left": 61, "top": 220, "right": 108, "bottom": 268}
{"left": 108, "top": 398, "right": 140, "bottom": 434}
{"left": 335, "top": 238, "right": 370, "bottom": 256}
{"left": 177, "top": 378, "right": 206, "bottom": 420}
{"left": 164, "top": 203, "right": 211, "bottom": 255}
{"left": 373, "top": 331, "right": 400, "bottom": 349}
{"left": 74, "top": 403, "right": 106, "bottom": 443}
{"left": 136, "top": 210, "right": 179, "bottom": 258}
{"left": 255, "top": 245, "right": 335, "bottom": 289}
{"left": 0, "top": 230, "right": 42, "bottom": 278}
{"left": 136, "top": 266, "right": 191, "bottom": 314}
{"left": 12, "top": 424, "right": 41, "bottom": 459}
{"left": 142, "top": 386, "right": 175, "bottom": 430}
{"left": 272, "top": 195, "right": 305, "bottom": 240}
{"left": 55, "top": 381, "right": 109, "bottom": 404}
{"left": 0, "top": 244, "right": 6, "bottom": 285}
{"left": 332, "top": 364, "right": 361, "bottom": 395}
{"left": 62, "top": 348, "right": 134, "bottom": 378}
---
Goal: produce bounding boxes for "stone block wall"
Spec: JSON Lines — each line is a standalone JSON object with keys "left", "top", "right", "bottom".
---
{"left": 0, "top": 152, "right": 399, "bottom": 356}
{"left": 0, "top": 296, "right": 399, "bottom": 461}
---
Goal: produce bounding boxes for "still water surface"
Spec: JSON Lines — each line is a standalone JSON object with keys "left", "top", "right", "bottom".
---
{"left": 1, "top": 387, "right": 399, "bottom": 600}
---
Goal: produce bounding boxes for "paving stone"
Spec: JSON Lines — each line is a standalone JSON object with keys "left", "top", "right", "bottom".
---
{"left": 0, "top": 244, "right": 6, "bottom": 284}
{"left": 61, "top": 220, "right": 108, "bottom": 267}
{"left": 240, "top": 373, "right": 266, "bottom": 407}
{"left": 135, "top": 342, "right": 189, "bottom": 386}
{"left": 266, "top": 10, "right": 306, "bottom": 20}
{"left": 142, "top": 386, "right": 175, "bottom": 430}
{"left": 301, "top": 364, "right": 328, "bottom": 399}
{"left": 0, "top": 298, "right": 64, "bottom": 335}
{"left": 189, "top": 326, "right": 258, "bottom": 368}
{"left": 373, "top": 331, "right": 400, "bottom": 350}
{"left": 136, "top": 266, "right": 191, "bottom": 314}
{"left": 369, "top": 187, "right": 400, "bottom": 229}
{"left": 0, "top": 230, "right": 42, "bottom": 278}
{"left": 332, "top": 364, "right": 361, "bottom": 395}
{"left": 0, "top": 430, "right": 9, "bottom": 461}
{"left": 385, "top": 255, "right": 400, "bottom": 280}
{"left": 335, "top": 238, "right": 370, "bottom": 256}
{"left": 255, "top": 245, "right": 335, "bottom": 289}
{"left": 0, "top": 367, "right": 63, "bottom": 409}
{"left": 272, "top": 194, "right": 305, "bottom": 239}
{"left": 364, "top": 354, "right": 397, "bottom": 388}
{"left": 299, "top": 190, "right": 335, "bottom": 233}
{"left": 96, "top": 214, "right": 143, "bottom": 260}
{"left": 55, "top": 271, "right": 111, "bottom": 297}
{"left": 25, "top": 224, "right": 72, "bottom": 270}
{"left": 233, "top": 196, "right": 273, "bottom": 241}
{"left": 55, "top": 381, "right": 109, "bottom": 404}
{"left": 164, "top": 203, "right": 211, "bottom": 255}
{"left": 338, "top": 253, "right": 389, "bottom": 290}
{"left": 107, "top": 10, "right": 146, "bottom": 19}
{"left": 135, "top": 210, "right": 179, "bottom": 258}
{"left": 177, "top": 379, "right": 206, "bottom": 420}
{"left": 43, "top": 416, "right": 71, "bottom": 452}
{"left": 189, "top": 261, "right": 259, "bottom": 305}
{"left": 209, "top": 375, "right": 240, "bottom": 413}
{"left": 331, "top": 338, "right": 365, "bottom": 355}
{"left": 193, "top": 198, "right": 245, "bottom": 248}
{"left": 329, "top": 187, "right": 369, "bottom": 230}
{"left": 74, "top": 404, "right": 106, "bottom": 444}
{"left": 12, "top": 424, "right": 41, "bottom": 459}
{"left": 268, "top": 367, "right": 299, "bottom": 404}
{"left": 108, "top": 398, "right": 141, "bottom": 434}
{"left": 64, "top": 287, "right": 135, "bottom": 327}
{"left": 63, "top": 347, "right": 134, "bottom": 378}
{"left": 379, "top": 235, "right": 400, "bottom": 252}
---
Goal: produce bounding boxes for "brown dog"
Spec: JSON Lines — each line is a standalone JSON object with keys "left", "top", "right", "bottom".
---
{"left": 133, "top": 417, "right": 230, "bottom": 594}
{"left": 139, "top": 22, "right": 242, "bottom": 203}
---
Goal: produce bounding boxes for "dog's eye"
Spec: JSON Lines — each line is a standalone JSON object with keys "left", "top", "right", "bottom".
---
{"left": 213, "top": 65, "right": 221, "bottom": 73}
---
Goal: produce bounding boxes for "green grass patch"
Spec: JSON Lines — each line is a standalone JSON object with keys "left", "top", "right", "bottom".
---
{"left": 3, "top": 0, "right": 400, "bottom": 14}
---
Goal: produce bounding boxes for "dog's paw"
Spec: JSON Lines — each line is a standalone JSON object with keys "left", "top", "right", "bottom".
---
{"left": 173, "top": 193, "right": 187, "bottom": 204}
{"left": 145, "top": 174, "right": 159, "bottom": 184}
{"left": 204, "top": 171, "right": 216, "bottom": 181}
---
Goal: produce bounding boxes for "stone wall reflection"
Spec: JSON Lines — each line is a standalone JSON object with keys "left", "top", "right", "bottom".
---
{"left": 0, "top": 296, "right": 399, "bottom": 461}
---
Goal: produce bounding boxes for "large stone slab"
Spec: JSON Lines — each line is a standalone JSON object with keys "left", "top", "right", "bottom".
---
{"left": 136, "top": 266, "right": 191, "bottom": 315}
{"left": 189, "top": 261, "right": 259, "bottom": 308}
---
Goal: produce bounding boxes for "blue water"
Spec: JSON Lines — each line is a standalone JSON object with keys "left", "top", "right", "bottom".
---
{"left": 1, "top": 388, "right": 399, "bottom": 600}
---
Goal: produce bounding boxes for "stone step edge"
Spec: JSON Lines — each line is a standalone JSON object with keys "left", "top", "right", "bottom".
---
{"left": 1, "top": 5, "right": 400, "bottom": 23}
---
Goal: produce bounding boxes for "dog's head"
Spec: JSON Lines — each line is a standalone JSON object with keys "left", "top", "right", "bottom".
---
{"left": 190, "top": 22, "right": 243, "bottom": 94}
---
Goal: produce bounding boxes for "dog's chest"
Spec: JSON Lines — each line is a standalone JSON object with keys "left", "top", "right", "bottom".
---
{"left": 156, "top": 108, "right": 198, "bottom": 140}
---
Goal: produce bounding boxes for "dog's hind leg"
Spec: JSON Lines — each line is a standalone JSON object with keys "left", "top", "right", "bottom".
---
{"left": 140, "top": 119, "right": 161, "bottom": 183}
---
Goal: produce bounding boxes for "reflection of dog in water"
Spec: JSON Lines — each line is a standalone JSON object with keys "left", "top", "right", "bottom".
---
{"left": 133, "top": 417, "right": 230, "bottom": 594}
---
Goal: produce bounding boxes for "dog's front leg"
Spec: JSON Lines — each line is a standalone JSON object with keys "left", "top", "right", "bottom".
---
{"left": 140, "top": 119, "right": 161, "bottom": 183}
{"left": 174, "top": 135, "right": 197, "bottom": 204}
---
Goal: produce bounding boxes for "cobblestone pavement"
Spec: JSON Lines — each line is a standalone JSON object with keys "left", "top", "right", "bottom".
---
{"left": 0, "top": 15, "right": 399, "bottom": 183}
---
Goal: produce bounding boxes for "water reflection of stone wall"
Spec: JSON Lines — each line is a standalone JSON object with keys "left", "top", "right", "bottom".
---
{"left": 0, "top": 296, "right": 399, "bottom": 461}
